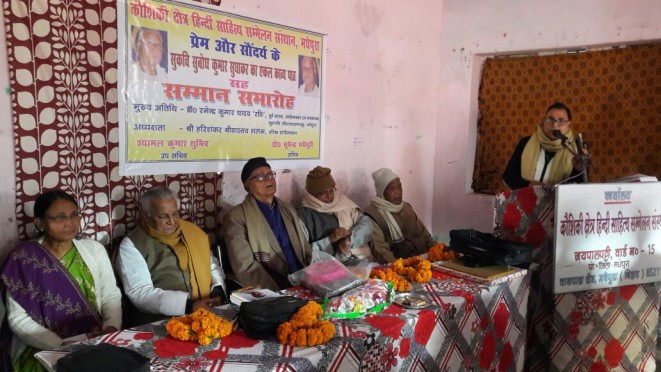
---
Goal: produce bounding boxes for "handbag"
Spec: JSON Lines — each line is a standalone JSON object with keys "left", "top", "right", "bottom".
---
{"left": 449, "top": 229, "right": 533, "bottom": 268}
{"left": 56, "top": 343, "right": 149, "bottom": 372}
{"left": 237, "top": 296, "right": 308, "bottom": 340}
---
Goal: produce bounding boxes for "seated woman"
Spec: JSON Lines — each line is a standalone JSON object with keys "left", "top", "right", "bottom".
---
{"left": 0, "top": 191, "right": 121, "bottom": 371}
{"left": 298, "top": 166, "right": 374, "bottom": 263}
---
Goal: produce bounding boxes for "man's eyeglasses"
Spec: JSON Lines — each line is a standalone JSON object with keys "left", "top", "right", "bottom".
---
{"left": 44, "top": 213, "right": 82, "bottom": 224}
{"left": 249, "top": 171, "right": 277, "bottom": 182}
{"left": 139, "top": 39, "right": 163, "bottom": 51}
{"left": 543, "top": 117, "right": 570, "bottom": 126}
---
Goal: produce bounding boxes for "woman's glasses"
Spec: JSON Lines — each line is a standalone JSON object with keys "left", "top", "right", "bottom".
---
{"left": 44, "top": 213, "right": 82, "bottom": 224}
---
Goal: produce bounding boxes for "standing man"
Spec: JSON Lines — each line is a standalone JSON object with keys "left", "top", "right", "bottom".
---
{"left": 502, "top": 102, "right": 588, "bottom": 189}
{"left": 116, "top": 187, "right": 225, "bottom": 327}
{"left": 364, "top": 168, "right": 436, "bottom": 263}
{"left": 223, "top": 157, "right": 312, "bottom": 290}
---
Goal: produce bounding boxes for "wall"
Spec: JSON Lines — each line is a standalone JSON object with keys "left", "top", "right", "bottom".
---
{"left": 433, "top": 0, "right": 661, "bottom": 239}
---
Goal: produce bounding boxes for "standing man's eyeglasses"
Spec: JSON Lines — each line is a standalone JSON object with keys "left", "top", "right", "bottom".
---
{"left": 543, "top": 117, "right": 570, "bottom": 126}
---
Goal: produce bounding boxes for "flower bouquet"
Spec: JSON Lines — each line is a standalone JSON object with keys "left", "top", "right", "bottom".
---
{"left": 166, "top": 308, "right": 233, "bottom": 345}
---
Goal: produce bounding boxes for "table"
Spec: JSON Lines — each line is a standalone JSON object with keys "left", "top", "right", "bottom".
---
{"left": 36, "top": 272, "right": 529, "bottom": 371}
{"left": 495, "top": 185, "right": 661, "bottom": 371}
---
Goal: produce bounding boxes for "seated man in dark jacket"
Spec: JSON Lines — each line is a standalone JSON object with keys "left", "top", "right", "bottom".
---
{"left": 364, "top": 168, "right": 436, "bottom": 263}
{"left": 116, "top": 187, "right": 225, "bottom": 326}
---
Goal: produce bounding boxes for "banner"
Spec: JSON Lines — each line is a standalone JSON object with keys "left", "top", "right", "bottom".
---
{"left": 118, "top": 0, "right": 324, "bottom": 175}
{"left": 553, "top": 182, "right": 661, "bottom": 293}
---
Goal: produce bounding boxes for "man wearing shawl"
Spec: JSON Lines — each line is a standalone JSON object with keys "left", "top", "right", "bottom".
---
{"left": 298, "top": 166, "right": 374, "bottom": 263}
{"left": 116, "top": 187, "right": 226, "bottom": 327}
{"left": 502, "top": 102, "right": 587, "bottom": 189}
{"left": 223, "top": 157, "right": 312, "bottom": 290}
{"left": 364, "top": 168, "right": 436, "bottom": 264}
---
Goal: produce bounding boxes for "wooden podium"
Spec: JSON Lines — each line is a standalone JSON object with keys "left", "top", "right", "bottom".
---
{"left": 494, "top": 185, "right": 661, "bottom": 371}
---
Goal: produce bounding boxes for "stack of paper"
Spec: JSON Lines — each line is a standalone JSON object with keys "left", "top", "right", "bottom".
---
{"left": 609, "top": 174, "right": 658, "bottom": 183}
{"left": 432, "top": 259, "right": 527, "bottom": 286}
{"left": 230, "top": 287, "right": 282, "bottom": 306}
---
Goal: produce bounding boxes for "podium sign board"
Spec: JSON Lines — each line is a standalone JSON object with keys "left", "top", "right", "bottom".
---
{"left": 553, "top": 182, "right": 661, "bottom": 294}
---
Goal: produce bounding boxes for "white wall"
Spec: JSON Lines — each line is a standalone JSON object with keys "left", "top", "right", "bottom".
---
{"left": 432, "top": 0, "right": 661, "bottom": 240}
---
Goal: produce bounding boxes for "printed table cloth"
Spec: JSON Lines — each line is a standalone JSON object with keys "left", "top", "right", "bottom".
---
{"left": 36, "top": 274, "right": 529, "bottom": 371}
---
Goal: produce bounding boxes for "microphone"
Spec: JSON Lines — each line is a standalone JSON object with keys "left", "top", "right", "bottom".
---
{"left": 552, "top": 130, "right": 568, "bottom": 142}
{"left": 576, "top": 133, "right": 585, "bottom": 155}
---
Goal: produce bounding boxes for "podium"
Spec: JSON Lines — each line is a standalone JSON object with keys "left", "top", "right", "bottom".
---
{"left": 494, "top": 185, "right": 661, "bottom": 371}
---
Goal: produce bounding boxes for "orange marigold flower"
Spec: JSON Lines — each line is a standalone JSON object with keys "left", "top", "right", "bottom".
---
{"left": 166, "top": 308, "right": 232, "bottom": 345}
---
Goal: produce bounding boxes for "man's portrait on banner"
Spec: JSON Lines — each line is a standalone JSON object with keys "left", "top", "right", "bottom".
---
{"left": 131, "top": 26, "right": 169, "bottom": 82}
{"left": 298, "top": 55, "right": 320, "bottom": 98}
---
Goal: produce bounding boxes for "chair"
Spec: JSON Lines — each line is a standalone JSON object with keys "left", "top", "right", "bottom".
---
{"left": 212, "top": 241, "right": 242, "bottom": 296}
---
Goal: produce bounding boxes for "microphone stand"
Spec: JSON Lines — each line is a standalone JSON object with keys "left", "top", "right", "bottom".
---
{"left": 559, "top": 137, "right": 590, "bottom": 183}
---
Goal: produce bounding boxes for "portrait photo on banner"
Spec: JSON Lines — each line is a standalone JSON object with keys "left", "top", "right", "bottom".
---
{"left": 298, "top": 55, "right": 321, "bottom": 98}
{"left": 131, "top": 26, "right": 169, "bottom": 82}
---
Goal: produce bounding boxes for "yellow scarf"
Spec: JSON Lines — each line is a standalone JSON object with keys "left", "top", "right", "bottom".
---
{"left": 521, "top": 125, "right": 577, "bottom": 185}
{"left": 144, "top": 219, "right": 211, "bottom": 300}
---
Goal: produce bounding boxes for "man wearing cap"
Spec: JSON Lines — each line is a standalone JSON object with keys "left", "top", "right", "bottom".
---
{"left": 364, "top": 168, "right": 436, "bottom": 263}
{"left": 222, "top": 157, "right": 312, "bottom": 290}
{"left": 298, "top": 166, "right": 374, "bottom": 263}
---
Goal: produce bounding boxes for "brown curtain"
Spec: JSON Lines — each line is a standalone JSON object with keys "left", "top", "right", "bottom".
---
{"left": 4, "top": 0, "right": 223, "bottom": 243}
{"left": 473, "top": 43, "right": 661, "bottom": 194}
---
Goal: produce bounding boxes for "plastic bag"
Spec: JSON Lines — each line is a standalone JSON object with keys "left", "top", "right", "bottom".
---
{"left": 323, "top": 279, "right": 393, "bottom": 319}
{"left": 288, "top": 251, "right": 364, "bottom": 298}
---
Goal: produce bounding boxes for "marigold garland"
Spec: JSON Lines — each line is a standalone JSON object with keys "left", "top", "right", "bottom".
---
{"left": 369, "top": 267, "right": 411, "bottom": 291}
{"left": 392, "top": 257, "right": 433, "bottom": 283}
{"left": 166, "top": 308, "right": 233, "bottom": 345}
{"left": 276, "top": 301, "right": 336, "bottom": 347}
{"left": 428, "top": 242, "right": 458, "bottom": 262}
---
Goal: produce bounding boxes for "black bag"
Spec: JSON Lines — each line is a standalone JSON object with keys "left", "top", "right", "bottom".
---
{"left": 449, "top": 229, "right": 533, "bottom": 268}
{"left": 237, "top": 296, "right": 308, "bottom": 340}
{"left": 56, "top": 343, "right": 149, "bottom": 372}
